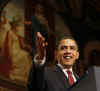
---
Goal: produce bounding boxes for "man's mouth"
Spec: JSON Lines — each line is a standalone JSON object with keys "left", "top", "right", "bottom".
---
{"left": 63, "top": 55, "right": 72, "bottom": 59}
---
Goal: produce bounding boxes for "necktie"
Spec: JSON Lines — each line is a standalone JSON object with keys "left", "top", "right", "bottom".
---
{"left": 67, "top": 70, "right": 75, "bottom": 85}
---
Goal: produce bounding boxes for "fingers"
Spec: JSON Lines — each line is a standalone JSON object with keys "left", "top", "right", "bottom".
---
{"left": 37, "top": 32, "right": 44, "bottom": 39}
{"left": 36, "top": 32, "right": 46, "bottom": 47}
{"left": 36, "top": 32, "right": 45, "bottom": 49}
{"left": 37, "top": 32, "right": 48, "bottom": 46}
{"left": 35, "top": 32, "right": 47, "bottom": 59}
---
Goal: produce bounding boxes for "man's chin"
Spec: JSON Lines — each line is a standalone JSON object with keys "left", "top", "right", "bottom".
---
{"left": 63, "top": 59, "right": 72, "bottom": 63}
{"left": 63, "top": 60, "right": 73, "bottom": 65}
{"left": 63, "top": 64, "right": 72, "bottom": 69}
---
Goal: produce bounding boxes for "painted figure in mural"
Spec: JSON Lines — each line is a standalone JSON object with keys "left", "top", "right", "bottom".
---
{"left": 0, "top": 10, "right": 12, "bottom": 78}
{"left": 31, "top": 3, "right": 49, "bottom": 55}
{"left": 0, "top": 10, "right": 32, "bottom": 83}
{"left": 8, "top": 16, "right": 32, "bottom": 82}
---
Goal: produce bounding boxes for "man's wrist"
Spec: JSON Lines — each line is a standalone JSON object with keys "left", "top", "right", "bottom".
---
{"left": 34, "top": 54, "right": 46, "bottom": 66}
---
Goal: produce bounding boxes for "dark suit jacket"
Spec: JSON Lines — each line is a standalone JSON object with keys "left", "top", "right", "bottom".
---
{"left": 27, "top": 62, "right": 79, "bottom": 91}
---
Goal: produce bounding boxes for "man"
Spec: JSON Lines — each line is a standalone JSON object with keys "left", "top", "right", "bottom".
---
{"left": 27, "top": 32, "right": 79, "bottom": 91}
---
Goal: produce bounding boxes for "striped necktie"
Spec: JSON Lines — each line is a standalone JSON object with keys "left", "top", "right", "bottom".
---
{"left": 67, "top": 70, "right": 75, "bottom": 85}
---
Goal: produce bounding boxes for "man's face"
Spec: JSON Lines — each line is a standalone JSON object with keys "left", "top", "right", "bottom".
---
{"left": 56, "top": 39, "right": 79, "bottom": 69}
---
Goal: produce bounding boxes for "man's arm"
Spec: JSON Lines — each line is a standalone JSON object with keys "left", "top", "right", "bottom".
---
{"left": 27, "top": 56, "right": 46, "bottom": 91}
{"left": 27, "top": 32, "right": 47, "bottom": 91}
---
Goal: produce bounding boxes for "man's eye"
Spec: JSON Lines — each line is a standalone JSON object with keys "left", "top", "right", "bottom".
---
{"left": 71, "top": 46, "right": 77, "bottom": 50}
{"left": 60, "top": 46, "right": 66, "bottom": 50}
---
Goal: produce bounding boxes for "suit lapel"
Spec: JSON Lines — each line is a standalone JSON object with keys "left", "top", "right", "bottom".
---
{"left": 73, "top": 72, "right": 79, "bottom": 80}
{"left": 53, "top": 65, "right": 70, "bottom": 89}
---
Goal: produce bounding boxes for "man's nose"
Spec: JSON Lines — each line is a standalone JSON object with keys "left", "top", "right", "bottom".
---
{"left": 66, "top": 47, "right": 71, "bottom": 52}
{"left": 64, "top": 52, "right": 71, "bottom": 55}
{"left": 64, "top": 48, "right": 71, "bottom": 55}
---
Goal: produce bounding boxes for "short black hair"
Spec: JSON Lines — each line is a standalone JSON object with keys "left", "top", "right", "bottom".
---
{"left": 56, "top": 34, "right": 78, "bottom": 50}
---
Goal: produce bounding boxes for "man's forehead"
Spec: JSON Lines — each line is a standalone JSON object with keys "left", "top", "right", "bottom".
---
{"left": 59, "top": 39, "right": 77, "bottom": 46}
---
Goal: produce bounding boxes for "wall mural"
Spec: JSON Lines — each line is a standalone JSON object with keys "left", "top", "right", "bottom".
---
{"left": 0, "top": 0, "right": 32, "bottom": 89}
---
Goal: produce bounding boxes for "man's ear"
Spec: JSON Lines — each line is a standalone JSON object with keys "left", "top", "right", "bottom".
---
{"left": 76, "top": 52, "right": 79, "bottom": 60}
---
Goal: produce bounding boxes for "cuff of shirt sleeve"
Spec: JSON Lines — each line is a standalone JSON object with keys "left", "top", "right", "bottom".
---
{"left": 34, "top": 55, "right": 46, "bottom": 66}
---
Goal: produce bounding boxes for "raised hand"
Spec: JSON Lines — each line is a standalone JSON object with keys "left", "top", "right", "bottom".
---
{"left": 35, "top": 32, "right": 48, "bottom": 60}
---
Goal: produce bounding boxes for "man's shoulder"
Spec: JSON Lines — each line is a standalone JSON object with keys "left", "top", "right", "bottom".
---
{"left": 44, "top": 65, "right": 57, "bottom": 73}
{"left": 43, "top": 65, "right": 59, "bottom": 78}
{"left": 45, "top": 65, "right": 56, "bottom": 70}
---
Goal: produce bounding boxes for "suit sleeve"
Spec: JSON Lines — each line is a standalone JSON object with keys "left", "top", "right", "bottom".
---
{"left": 27, "top": 60, "right": 47, "bottom": 91}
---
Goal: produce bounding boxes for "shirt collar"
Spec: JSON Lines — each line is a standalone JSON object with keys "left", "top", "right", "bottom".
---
{"left": 57, "top": 64, "right": 77, "bottom": 82}
{"left": 57, "top": 63, "right": 73, "bottom": 72}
